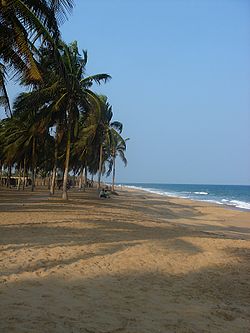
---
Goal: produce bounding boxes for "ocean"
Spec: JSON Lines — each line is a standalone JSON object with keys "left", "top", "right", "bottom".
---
{"left": 118, "top": 183, "right": 250, "bottom": 211}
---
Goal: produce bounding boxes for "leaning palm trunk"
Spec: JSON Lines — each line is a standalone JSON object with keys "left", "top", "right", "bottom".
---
{"left": 97, "top": 144, "right": 103, "bottom": 189}
{"left": 6, "top": 164, "right": 11, "bottom": 188}
{"left": 31, "top": 137, "right": 36, "bottom": 192}
{"left": 78, "top": 167, "right": 83, "bottom": 189}
{"left": 0, "top": 160, "right": 2, "bottom": 184}
{"left": 50, "top": 132, "right": 58, "bottom": 195}
{"left": 47, "top": 174, "right": 51, "bottom": 189}
{"left": 62, "top": 125, "right": 71, "bottom": 200}
{"left": 84, "top": 165, "right": 88, "bottom": 187}
{"left": 17, "top": 162, "right": 22, "bottom": 190}
{"left": 50, "top": 165, "right": 57, "bottom": 195}
{"left": 22, "top": 156, "right": 26, "bottom": 191}
{"left": 112, "top": 154, "right": 116, "bottom": 192}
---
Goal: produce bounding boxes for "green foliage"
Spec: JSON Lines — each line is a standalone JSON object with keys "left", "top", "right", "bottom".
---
{"left": 0, "top": 0, "right": 74, "bottom": 82}
{"left": 0, "top": 2, "right": 128, "bottom": 194}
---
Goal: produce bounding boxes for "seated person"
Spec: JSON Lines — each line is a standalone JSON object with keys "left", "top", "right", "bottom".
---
{"left": 99, "top": 188, "right": 107, "bottom": 198}
{"left": 104, "top": 188, "right": 110, "bottom": 198}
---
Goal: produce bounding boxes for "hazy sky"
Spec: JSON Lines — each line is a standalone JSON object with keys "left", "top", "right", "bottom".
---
{"left": 2, "top": 0, "right": 250, "bottom": 184}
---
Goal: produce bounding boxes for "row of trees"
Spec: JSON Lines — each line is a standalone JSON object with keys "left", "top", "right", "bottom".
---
{"left": 0, "top": 1, "right": 128, "bottom": 199}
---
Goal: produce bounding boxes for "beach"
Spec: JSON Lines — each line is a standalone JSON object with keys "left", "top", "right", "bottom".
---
{"left": 0, "top": 187, "right": 250, "bottom": 333}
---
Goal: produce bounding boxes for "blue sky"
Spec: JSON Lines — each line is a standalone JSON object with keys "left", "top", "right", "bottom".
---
{"left": 2, "top": 0, "right": 250, "bottom": 184}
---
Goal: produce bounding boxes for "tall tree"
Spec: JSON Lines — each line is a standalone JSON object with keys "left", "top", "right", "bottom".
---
{"left": 107, "top": 133, "right": 128, "bottom": 191}
{"left": 12, "top": 93, "right": 49, "bottom": 191}
{"left": 0, "top": 0, "right": 74, "bottom": 82}
{"left": 96, "top": 96, "right": 123, "bottom": 189}
{"left": 32, "top": 42, "right": 111, "bottom": 199}
{"left": 0, "top": 63, "right": 12, "bottom": 117}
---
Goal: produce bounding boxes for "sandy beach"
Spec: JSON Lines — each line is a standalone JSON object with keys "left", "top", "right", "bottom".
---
{"left": 0, "top": 187, "right": 250, "bottom": 333}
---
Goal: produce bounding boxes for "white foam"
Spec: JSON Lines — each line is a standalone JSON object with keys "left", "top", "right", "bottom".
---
{"left": 119, "top": 185, "right": 250, "bottom": 211}
{"left": 119, "top": 185, "right": 178, "bottom": 198}
{"left": 202, "top": 199, "right": 224, "bottom": 205}
{"left": 227, "top": 200, "right": 250, "bottom": 210}
{"left": 204, "top": 198, "right": 250, "bottom": 210}
{"left": 194, "top": 192, "right": 208, "bottom": 195}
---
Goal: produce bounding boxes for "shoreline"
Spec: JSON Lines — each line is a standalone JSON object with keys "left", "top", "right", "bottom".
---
{"left": 0, "top": 187, "right": 250, "bottom": 332}
{"left": 116, "top": 184, "right": 250, "bottom": 213}
{"left": 119, "top": 186, "right": 250, "bottom": 230}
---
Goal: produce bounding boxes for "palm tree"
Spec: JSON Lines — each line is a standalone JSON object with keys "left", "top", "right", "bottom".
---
{"left": 0, "top": 91, "right": 50, "bottom": 191}
{"left": 12, "top": 93, "right": 49, "bottom": 191}
{"left": 74, "top": 95, "right": 126, "bottom": 190}
{"left": 29, "top": 42, "right": 111, "bottom": 199}
{"left": 55, "top": 42, "right": 111, "bottom": 199}
{"left": 0, "top": 116, "right": 30, "bottom": 188}
{"left": 107, "top": 133, "right": 128, "bottom": 191}
{"left": 49, "top": 125, "right": 63, "bottom": 195}
{"left": 8, "top": 41, "right": 111, "bottom": 199}
{"left": 0, "top": 0, "right": 74, "bottom": 83}
{"left": 0, "top": 63, "right": 12, "bottom": 117}
{"left": 0, "top": 118, "right": 16, "bottom": 186}
{"left": 96, "top": 96, "right": 123, "bottom": 189}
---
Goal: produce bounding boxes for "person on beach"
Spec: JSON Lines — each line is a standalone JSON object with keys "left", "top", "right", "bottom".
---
{"left": 99, "top": 188, "right": 110, "bottom": 199}
{"left": 99, "top": 188, "right": 107, "bottom": 198}
{"left": 104, "top": 188, "right": 110, "bottom": 198}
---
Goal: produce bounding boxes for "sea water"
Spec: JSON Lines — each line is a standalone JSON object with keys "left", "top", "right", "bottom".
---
{"left": 118, "top": 183, "right": 250, "bottom": 211}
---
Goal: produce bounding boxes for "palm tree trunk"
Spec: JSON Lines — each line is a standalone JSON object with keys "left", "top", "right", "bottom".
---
{"left": 17, "top": 162, "right": 22, "bottom": 190}
{"left": 0, "top": 160, "right": 2, "bottom": 185}
{"left": 62, "top": 126, "right": 71, "bottom": 200}
{"left": 50, "top": 132, "right": 58, "bottom": 195}
{"left": 7, "top": 164, "right": 11, "bottom": 188}
{"left": 22, "top": 156, "right": 26, "bottom": 191}
{"left": 31, "top": 137, "right": 36, "bottom": 192}
{"left": 47, "top": 174, "right": 51, "bottom": 189}
{"left": 73, "top": 170, "right": 76, "bottom": 187}
{"left": 112, "top": 155, "right": 116, "bottom": 192}
{"left": 84, "top": 165, "right": 88, "bottom": 187}
{"left": 97, "top": 144, "right": 103, "bottom": 189}
{"left": 50, "top": 167, "right": 57, "bottom": 195}
{"left": 79, "top": 167, "right": 83, "bottom": 189}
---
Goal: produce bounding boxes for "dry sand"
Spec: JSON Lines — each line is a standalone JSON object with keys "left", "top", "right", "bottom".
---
{"left": 0, "top": 187, "right": 250, "bottom": 333}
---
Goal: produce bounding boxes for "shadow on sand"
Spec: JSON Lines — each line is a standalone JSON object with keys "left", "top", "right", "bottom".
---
{"left": 0, "top": 188, "right": 250, "bottom": 332}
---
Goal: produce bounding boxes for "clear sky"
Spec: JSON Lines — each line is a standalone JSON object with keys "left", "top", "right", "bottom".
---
{"left": 2, "top": 0, "right": 250, "bottom": 184}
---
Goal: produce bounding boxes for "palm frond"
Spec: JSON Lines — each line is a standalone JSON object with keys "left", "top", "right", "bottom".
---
{"left": 80, "top": 74, "right": 111, "bottom": 86}
{"left": 111, "top": 121, "right": 123, "bottom": 133}
{"left": 0, "top": 63, "right": 12, "bottom": 117}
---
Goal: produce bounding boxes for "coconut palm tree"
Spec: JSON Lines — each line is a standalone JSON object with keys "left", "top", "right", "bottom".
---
{"left": 0, "top": 0, "right": 74, "bottom": 82}
{"left": 8, "top": 40, "right": 111, "bottom": 199}
{"left": 54, "top": 42, "right": 111, "bottom": 199}
{"left": 74, "top": 95, "right": 125, "bottom": 190}
{"left": 95, "top": 96, "right": 123, "bottom": 189}
{"left": 13, "top": 92, "right": 50, "bottom": 190}
{"left": 0, "top": 63, "right": 12, "bottom": 117}
{"left": 0, "top": 88, "right": 52, "bottom": 191}
{"left": 0, "top": 0, "right": 74, "bottom": 115}
{"left": 106, "top": 133, "right": 128, "bottom": 191}
{"left": 29, "top": 41, "right": 111, "bottom": 199}
{"left": 74, "top": 95, "right": 110, "bottom": 189}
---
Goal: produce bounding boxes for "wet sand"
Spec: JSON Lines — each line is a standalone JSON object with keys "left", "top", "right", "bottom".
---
{"left": 0, "top": 187, "right": 250, "bottom": 332}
